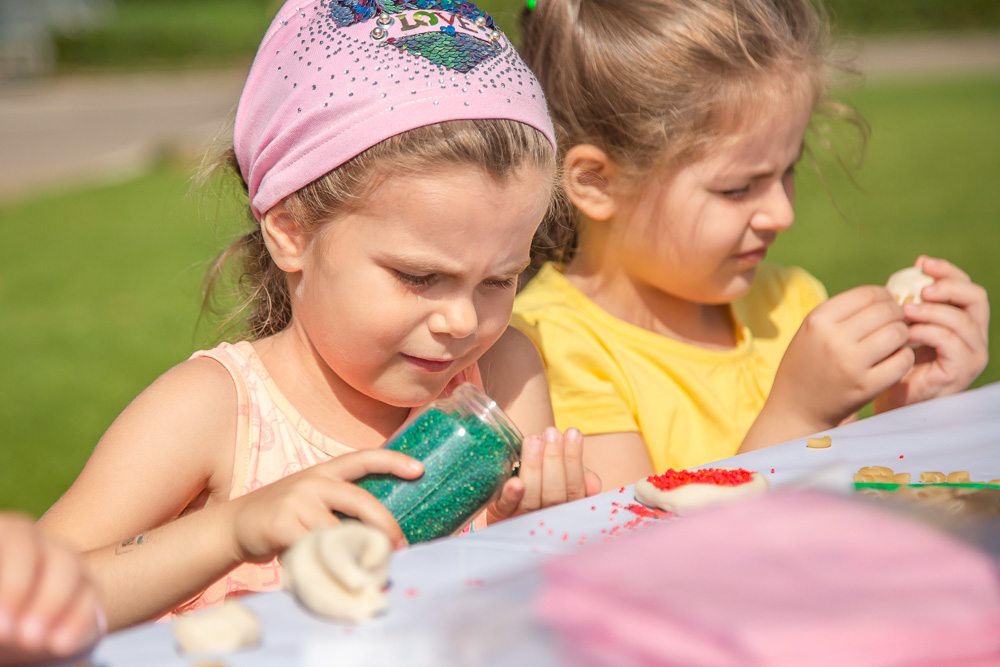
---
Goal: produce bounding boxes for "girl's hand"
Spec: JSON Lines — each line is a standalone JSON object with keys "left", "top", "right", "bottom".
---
{"left": 0, "top": 514, "right": 104, "bottom": 663}
{"left": 230, "top": 450, "right": 423, "bottom": 564}
{"left": 875, "top": 256, "right": 990, "bottom": 413}
{"left": 768, "top": 285, "right": 914, "bottom": 430}
{"left": 486, "top": 427, "right": 602, "bottom": 523}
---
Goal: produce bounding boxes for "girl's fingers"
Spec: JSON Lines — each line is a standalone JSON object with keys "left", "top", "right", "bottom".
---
{"left": 871, "top": 345, "right": 917, "bottom": 391}
{"left": 906, "top": 323, "right": 982, "bottom": 368}
{"left": 516, "top": 435, "right": 545, "bottom": 512}
{"left": 562, "top": 428, "right": 587, "bottom": 502}
{"left": 14, "top": 539, "right": 81, "bottom": 653}
{"left": 819, "top": 285, "right": 898, "bottom": 324}
{"left": 0, "top": 525, "right": 40, "bottom": 645}
{"left": 840, "top": 293, "right": 907, "bottom": 343}
{"left": 905, "top": 301, "right": 988, "bottom": 353}
{"left": 855, "top": 318, "right": 911, "bottom": 366}
{"left": 319, "top": 450, "right": 424, "bottom": 483}
{"left": 583, "top": 469, "right": 603, "bottom": 497}
{"left": 490, "top": 478, "right": 526, "bottom": 521}
{"left": 916, "top": 281, "right": 990, "bottom": 335}
{"left": 316, "top": 484, "right": 405, "bottom": 548}
{"left": 917, "top": 256, "right": 970, "bottom": 283}
{"left": 540, "top": 428, "right": 567, "bottom": 507}
{"left": 46, "top": 584, "right": 102, "bottom": 657}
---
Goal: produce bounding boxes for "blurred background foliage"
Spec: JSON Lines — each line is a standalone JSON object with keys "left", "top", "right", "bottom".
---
{"left": 43, "top": 0, "right": 1000, "bottom": 72}
{"left": 1, "top": 0, "right": 998, "bottom": 515}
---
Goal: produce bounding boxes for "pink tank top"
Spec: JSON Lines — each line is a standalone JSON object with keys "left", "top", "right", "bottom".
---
{"left": 172, "top": 340, "right": 484, "bottom": 614}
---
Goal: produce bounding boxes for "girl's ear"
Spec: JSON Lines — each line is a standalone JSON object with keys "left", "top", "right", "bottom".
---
{"left": 261, "top": 204, "right": 307, "bottom": 273}
{"left": 563, "top": 144, "right": 618, "bottom": 222}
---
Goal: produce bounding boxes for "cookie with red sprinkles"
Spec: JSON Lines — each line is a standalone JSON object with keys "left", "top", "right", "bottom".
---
{"left": 634, "top": 467, "right": 769, "bottom": 515}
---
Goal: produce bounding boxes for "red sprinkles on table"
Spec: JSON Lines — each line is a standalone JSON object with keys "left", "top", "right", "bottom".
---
{"left": 625, "top": 503, "right": 672, "bottom": 520}
{"left": 647, "top": 467, "right": 755, "bottom": 491}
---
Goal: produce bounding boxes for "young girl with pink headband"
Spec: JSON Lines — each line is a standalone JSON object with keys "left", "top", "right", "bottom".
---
{"left": 39, "top": 0, "right": 598, "bottom": 631}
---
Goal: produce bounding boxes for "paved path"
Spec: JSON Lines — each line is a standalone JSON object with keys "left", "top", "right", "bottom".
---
{"left": 1, "top": 34, "right": 998, "bottom": 202}
{"left": 0, "top": 67, "right": 246, "bottom": 200}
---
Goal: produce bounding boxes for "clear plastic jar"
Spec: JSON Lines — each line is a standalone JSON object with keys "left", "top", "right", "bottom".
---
{"left": 355, "top": 383, "right": 523, "bottom": 544}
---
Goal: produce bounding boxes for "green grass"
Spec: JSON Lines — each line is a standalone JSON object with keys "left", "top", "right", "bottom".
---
{"left": 0, "top": 162, "right": 246, "bottom": 516}
{"left": 773, "top": 73, "right": 1000, "bottom": 344}
{"left": 1, "top": 73, "right": 997, "bottom": 517}
{"left": 50, "top": 0, "right": 1000, "bottom": 74}
{"left": 54, "top": 0, "right": 277, "bottom": 71}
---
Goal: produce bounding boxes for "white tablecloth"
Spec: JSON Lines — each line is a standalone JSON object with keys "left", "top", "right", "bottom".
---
{"left": 83, "top": 382, "right": 1000, "bottom": 666}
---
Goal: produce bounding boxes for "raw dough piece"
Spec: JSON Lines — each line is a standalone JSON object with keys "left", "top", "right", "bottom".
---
{"left": 634, "top": 467, "right": 769, "bottom": 516}
{"left": 173, "top": 601, "right": 260, "bottom": 655}
{"left": 281, "top": 521, "right": 391, "bottom": 623}
{"left": 886, "top": 266, "right": 934, "bottom": 305}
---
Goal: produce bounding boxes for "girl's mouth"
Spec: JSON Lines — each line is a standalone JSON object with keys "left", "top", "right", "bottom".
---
{"left": 401, "top": 354, "right": 454, "bottom": 373}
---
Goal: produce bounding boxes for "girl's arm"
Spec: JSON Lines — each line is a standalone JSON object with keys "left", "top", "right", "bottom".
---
{"left": 38, "top": 358, "right": 241, "bottom": 628}
{"left": 739, "top": 286, "right": 914, "bottom": 453}
{"left": 480, "top": 328, "right": 601, "bottom": 520}
{"left": 38, "top": 359, "right": 419, "bottom": 630}
{"left": 63, "top": 450, "right": 418, "bottom": 630}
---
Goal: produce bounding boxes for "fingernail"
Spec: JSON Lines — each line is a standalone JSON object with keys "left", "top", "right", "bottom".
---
{"left": 396, "top": 539, "right": 409, "bottom": 550}
{"left": 407, "top": 460, "right": 424, "bottom": 473}
{"left": 18, "top": 616, "right": 45, "bottom": 649}
{"left": 527, "top": 435, "right": 544, "bottom": 452}
{"left": 543, "top": 427, "right": 560, "bottom": 442}
{"left": 95, "top": 603, "right": 108, "bottom": 636}
{"left": 50, "top": 625, "right": 82, "bottom": 657}
{"left": 0, "top": 611, "right": 12, "bottom": 641}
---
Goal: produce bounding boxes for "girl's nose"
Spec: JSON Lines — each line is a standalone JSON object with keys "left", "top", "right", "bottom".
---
{"left": 752, "top": 180, "right": 795, "bottom": 232}
{"left": 428, "top": 297, "right": 478, "bottom": 339}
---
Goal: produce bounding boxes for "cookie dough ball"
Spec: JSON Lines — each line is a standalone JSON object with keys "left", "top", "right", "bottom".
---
{"left": 173, "top": 601, "right": 261, "bottom": 655}
{"left": 886, "top": 266, "right": 935, "bottom": 305}
{"left": 635, "top": 467, "right": 769, "bottom": 516}
{"left": 281, "top": 521, "right": 391, "bottom": 623}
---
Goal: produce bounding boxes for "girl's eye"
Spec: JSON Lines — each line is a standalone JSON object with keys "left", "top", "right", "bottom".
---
{"left": 393, "top": 270, "right": 435, "bottom": 287}
{"left": 483, "top": 277, "right": 517, "bottom": 290}
{"left": 720, "top": 185, "right": 750, "bottom": 200}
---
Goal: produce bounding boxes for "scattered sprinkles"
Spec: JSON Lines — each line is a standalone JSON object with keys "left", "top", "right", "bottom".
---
{"left": 647, "top": 467, "right": 755, "bottom": 491}
{"left": 624, "top": 503, "right": 672, "bottom": 520}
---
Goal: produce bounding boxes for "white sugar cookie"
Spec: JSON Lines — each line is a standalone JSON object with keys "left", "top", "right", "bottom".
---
{"left": 886, "top": 266, "right": 934, "bottom": 306}
{"left": 635, "top": 468, "right": 769, "bottom": 516}
{"left": 281, "top": 522, "right": 391, "bottom": 623}
{"left": 173, "top": 601, "right": 261, "bottom": 655}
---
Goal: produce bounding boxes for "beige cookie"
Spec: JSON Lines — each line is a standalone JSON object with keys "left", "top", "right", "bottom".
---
{"left": 173, "top": 601, "right": 261, "bottom": 655}
{"left": 886, "top": 266, "right": 934, "bottom": 305}
{"left": 281, "top": 521, "right": 391, "bottom": 623}
{"left": 634, "top": 468, "right": 770, "bottom": 516}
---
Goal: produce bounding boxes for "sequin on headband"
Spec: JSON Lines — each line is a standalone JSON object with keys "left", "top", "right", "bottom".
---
{"left": 234, "top": 0, "right": 555, "bottom": 220}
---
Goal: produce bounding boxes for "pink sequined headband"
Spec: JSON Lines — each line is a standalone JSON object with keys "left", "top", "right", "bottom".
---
{"left": 235, "top": 0, "right": 557, "bottom": 220}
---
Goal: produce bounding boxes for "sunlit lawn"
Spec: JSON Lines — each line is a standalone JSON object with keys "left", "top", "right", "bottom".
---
{"left": 1, "top": 73, "right": 997, "bottom": 517}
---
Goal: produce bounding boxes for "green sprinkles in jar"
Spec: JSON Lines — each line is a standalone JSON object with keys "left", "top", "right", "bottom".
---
{"left": 355, "top": 384, "right": 521, "bottom": 544}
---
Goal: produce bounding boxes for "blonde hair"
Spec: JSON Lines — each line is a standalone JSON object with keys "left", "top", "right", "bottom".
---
{"left": 519, "top": 0, "right": 866, "bottom": 267}
{"left": 203, "top": 119, "right": 554, "bottom": 340}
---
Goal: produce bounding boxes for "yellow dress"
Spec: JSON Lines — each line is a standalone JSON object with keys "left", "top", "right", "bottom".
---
{"left": 511, "top": 262, "right": 827, "bottom": 471}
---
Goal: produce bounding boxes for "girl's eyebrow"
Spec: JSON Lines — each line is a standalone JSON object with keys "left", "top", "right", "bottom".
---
{"left": 381, "top": 251, "right": 529, "bottom": 278}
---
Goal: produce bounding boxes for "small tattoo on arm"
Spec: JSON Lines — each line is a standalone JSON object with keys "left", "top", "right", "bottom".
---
{"left": 116, "top": 532, "right": 147, "bottom": 555}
